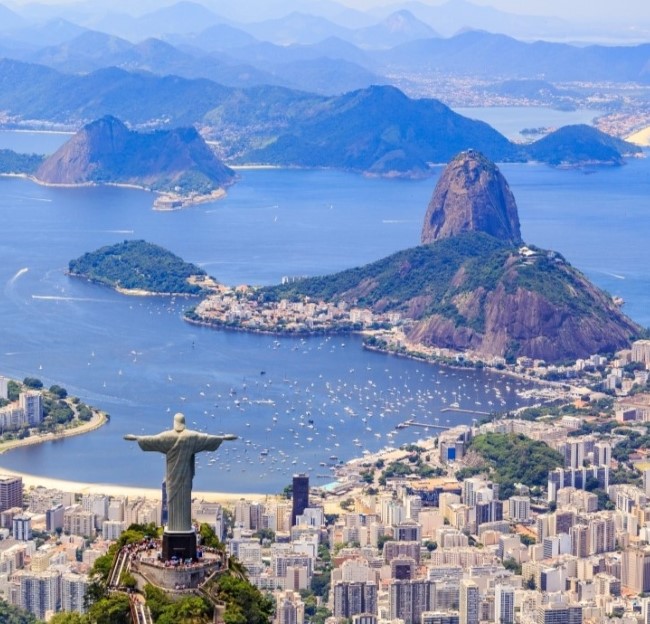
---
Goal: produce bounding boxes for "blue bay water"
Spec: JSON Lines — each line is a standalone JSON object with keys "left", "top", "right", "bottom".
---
{"left": 0, "top": 125, "right": 647, "bottom": 494}
{"left": 453, "top": 107, "right": 603, "bottom": 141}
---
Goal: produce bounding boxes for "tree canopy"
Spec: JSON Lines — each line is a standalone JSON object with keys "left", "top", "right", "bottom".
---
{"left": 468, "top": 432, "right": 564, "bottom": 498}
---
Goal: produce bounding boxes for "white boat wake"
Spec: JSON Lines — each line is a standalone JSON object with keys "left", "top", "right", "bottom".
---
{"left": 31, "top": 295, "right": 112, "bottom": 303}
{"left": 8, "top": 267, "right": 28, "bottom": 285}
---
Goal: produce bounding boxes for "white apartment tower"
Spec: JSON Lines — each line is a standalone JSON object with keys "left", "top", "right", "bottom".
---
{"left": 61, "top": 572, "right": 89, "bottom": 614}
{"left": 19, "top": 391, "right": 43, "bottom": 426}
{"left": 459, "top": 579, "right": 479, "bottom": 624}
{"left": 494, "top": 584, "right": 514, "bottom": 624}
{"left": 18, "top": 570, "right": 60, "bottom": 619}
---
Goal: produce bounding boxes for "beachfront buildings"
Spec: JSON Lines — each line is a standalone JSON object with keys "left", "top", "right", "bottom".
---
{"left": 0, "top": 391, "right": 43, "bottom": 432}
{"left": 0, "top": 475, "right": 22, "bottom": 513}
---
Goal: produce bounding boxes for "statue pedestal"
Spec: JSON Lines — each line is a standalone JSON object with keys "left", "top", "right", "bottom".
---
{"left": 162, "top": 530, "right": 197, "bottom": 562}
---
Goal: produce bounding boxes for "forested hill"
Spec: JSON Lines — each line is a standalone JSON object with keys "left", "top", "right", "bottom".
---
{"left": 68, "top": 240, "right": 210, "bottom": 295}
{"left": 0, "top": 149, "right": 44, "bottom": 174}
{"left": 36, "top": 115, "right": 236, "bottom": 195}
{"left": 261, "top": 231, "right": 640, "bottom": 362}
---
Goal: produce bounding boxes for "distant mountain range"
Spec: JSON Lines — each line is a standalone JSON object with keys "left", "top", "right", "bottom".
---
{"left": 0, "top": 59, "right": 639, "bottom": 177}
{"left": 378, "top": 31, "right": 650, "bottom": 83}
{"left": 2, "top": 2, "right": 650, "bottom": 97}
{"left": 4, "top": 0, "right": 648, "bottom": 44}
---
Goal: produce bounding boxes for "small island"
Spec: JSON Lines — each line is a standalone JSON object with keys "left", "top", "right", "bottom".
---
{"left": 68, "top": 239, "right": 214, "bottom": 296}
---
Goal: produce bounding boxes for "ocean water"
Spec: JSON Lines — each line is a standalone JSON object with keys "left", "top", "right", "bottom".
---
{"left": 453, "top": 107, "right": 603, "bottom": 141}
{"left": 0, "top": 129, "right": 647, "bottom": 493}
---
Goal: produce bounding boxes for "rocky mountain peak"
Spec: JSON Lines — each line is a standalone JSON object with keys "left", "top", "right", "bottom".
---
{"left": 421, "top": 149, "right": 522, "bottom": 245}
{"left": 35, "top": 115, "right": 235, "bottom": 192}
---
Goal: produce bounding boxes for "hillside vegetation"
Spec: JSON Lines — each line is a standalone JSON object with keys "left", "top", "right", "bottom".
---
{"left": 0, "top": 149, "right": 44, "bottom": 174}
{"left": 468, "top": 432, "right": 564, "bottom": 498}
{"left": 68, "top": 240, "right": 208, "bottom": 295}
{"left": 261, "top": 231, "right": 640, "bottom": 362}
{"left": 262, "top": 232, "right": 510, "bottom": 323}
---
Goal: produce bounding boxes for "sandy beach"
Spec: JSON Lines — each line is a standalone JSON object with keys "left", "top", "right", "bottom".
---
{"left": 0, "top": 409, "right": 268, "bottom": 505}
{"left": 626, "top": 125, "right": 650, "bottom": 147}
{"left": 0, "top": 466, "right": 270, "bottom": 505}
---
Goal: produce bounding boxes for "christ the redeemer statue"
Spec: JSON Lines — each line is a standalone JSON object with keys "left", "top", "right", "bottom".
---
{"left": 124, "top": 413, "right": 236, "bottom": 560}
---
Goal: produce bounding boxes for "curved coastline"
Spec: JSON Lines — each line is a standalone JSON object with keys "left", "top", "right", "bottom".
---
{"left": 0, "top": 410, "right": 268, "bottom": 503}
{"left": 0, "top": 172, "right": 229, "bottom": 210}
{"left": 0, "top": 409, "right": 108, "bottom": 457}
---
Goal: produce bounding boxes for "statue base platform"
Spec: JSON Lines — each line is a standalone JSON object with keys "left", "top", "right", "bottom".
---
{"left": 162, "top": 530, "right": 197, "bottom": 562}
{"left": 133, "top": 551, "right": 222, "bottom": 591}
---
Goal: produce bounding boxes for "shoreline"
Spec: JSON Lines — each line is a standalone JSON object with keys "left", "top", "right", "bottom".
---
{"left": 0, "top": 466, "right": 269, "bottom": 504}
{"left": 0, "top": 410, "right": 109, "bottom": 457}
{"left": 0, "top": 405, "right": 269, "bottom": 503}
{"left": 0, "top": 173, "right": 229, "bottom": 210}
{"left": 67, "top": 272, "right": 206, "bottom": 299}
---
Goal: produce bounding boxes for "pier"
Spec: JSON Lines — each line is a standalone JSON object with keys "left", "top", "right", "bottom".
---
{"left": 395, "top": 419, "right": 451, "bottom": 431}
{"left": 440, "top": 406, "right": 492, "bottom": 416}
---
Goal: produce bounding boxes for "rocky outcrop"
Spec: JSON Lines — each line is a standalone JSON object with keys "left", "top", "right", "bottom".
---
{"left": 36, "top": 115, "right": 235, "bottom": 194}
{"left": 404, "top": 257, "right": 640, "bottom": 362}
{"left": 421, "top": 150, "right": 521, "bottom": 245}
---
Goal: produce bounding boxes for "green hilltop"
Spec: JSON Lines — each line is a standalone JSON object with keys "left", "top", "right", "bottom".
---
{"left": 261, "top": 231, "right": 640, "bottom": 363}
{"left": 68, "top": 240, "right": 208, "bottom": 295}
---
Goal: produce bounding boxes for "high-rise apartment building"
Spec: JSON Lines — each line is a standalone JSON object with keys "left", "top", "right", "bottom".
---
{"left": 0, "top": 475, "right": 23, "bottom": 512}
{"left": 292, "top": 474, "right": 309, "bottom": 526}
{"left": 494, "top": 584, "right": 514, "bottom": 624}
{"left": 388, "top": 579, "right": 433, "bottom": 624}
{"left": 276, "top": 589, "right": 305, "bottom": 624}
{"left": 459, "top": 579, "right": 479, "bottom": 624}
{"left": 19, "top": 391, "right": 43, "bottom": 426}
{"left": 61, "top": 572, "right": 89, "bottom": 614}
{"left": 18, "top": 570, "right": 60, "bottom": 619}
{"left": 333, "top": 581, "right": 378, "bottom": 619}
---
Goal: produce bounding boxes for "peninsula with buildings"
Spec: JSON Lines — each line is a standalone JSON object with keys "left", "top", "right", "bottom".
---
{"left": 0, "top": 375, "right": 107, "bottom": 454}
{"left": 186, "top": 151, "right": 641, "bottom": 365}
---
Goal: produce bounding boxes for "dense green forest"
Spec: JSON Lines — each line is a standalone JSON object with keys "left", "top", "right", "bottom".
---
{"left": 261, "top": 232, "right": 605, "bottom": 332}
{"left": 262, "top": 233, "right": 511, "bottom": 309}
{"left": 0, "top": 148, "right": 44, "bottom": 174}
{"left": 468, "top": 432, "right": 564, "bottom": 498}
{"left": 0, "top": 600, "right": 38, "bottom": 624}
{"left": 68, "top": 240, "right": 208, "bottom": 295}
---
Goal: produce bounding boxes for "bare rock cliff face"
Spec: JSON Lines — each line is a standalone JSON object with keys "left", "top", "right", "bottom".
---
{"left": 421, "top": 150, "right": 521, "bottom": 245}
{"left": 36, "top": 115, "right": 235, "bottom": 190}
{"left": 405, "top": 273, "right": 639, "bottom": 363}
{"left": 36, "top": 116, "right": 129, "bottom": 184}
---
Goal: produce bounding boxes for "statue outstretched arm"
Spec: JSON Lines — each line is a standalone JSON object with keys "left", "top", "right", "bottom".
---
{"left": 124, "top": 431, "right": 173, "bottom": 452}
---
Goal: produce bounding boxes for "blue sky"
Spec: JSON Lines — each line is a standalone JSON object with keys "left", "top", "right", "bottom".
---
{"left": 340, "top": 0, "right": 650, "bottom": 23}
{"left": 7, "top": 0, "right": 650, "bottom": 24}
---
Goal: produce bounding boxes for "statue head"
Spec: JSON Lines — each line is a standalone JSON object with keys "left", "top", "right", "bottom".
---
{"left": 174, "top": 413, "right": 186, "bottom": 432}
